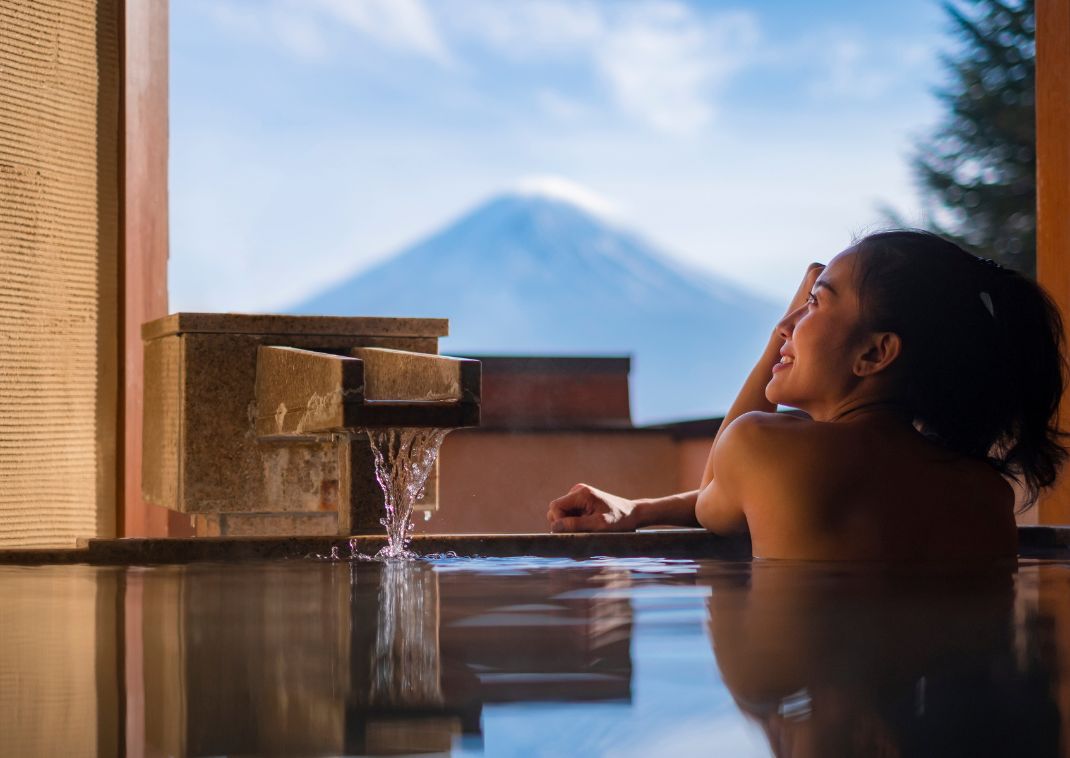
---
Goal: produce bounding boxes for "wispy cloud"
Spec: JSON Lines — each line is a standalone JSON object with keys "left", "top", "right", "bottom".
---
{"left": 304, "top": 0, "right": 452, "bottom": 65}
{"left": 441, "top": 0, "right": 604, "bottom": 58}
{"left": 201, "top": 0, "right": 452, "bottom": 65}
{"left": 439, "top": 0, "right": 761, "bottom": 136}
{"left": 201, "top": 0, "right": 760, "bottom": 136}
{"left": 792, "top": 29, "right": 939, "bottom": 102}
{"left": 593, "top": 4, "right": 759, "bottom": 135}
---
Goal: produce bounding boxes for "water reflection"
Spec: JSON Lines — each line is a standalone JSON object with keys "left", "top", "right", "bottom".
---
{"left": 0, "top": 558, "right": 1068, "bottom": 756}
{"left": 137, "top": 559, "right": 632, "bottom": 756}
{"left": 703, "top": 562, "right": 1063, "bottom": 757}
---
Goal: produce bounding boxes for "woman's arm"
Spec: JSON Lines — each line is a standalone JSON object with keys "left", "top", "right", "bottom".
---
{"left": 700, "top": 263, "right": 824, "bottom": 488}
{"left": 547, "top": 485, "right": 699, "bottom": 532}
{"left": 693, "top": 264, "right": 824, "bottom": 531}
{"left": 546, "top": 263, "right": 825, "bottom": 534}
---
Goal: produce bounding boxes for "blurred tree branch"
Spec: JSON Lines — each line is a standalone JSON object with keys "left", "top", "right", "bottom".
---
{"left": 906, "top": 0, "right": 1036, "bottom": 275}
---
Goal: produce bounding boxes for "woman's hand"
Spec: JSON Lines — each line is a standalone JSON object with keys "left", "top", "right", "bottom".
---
{"left": 547, "top": 483, "right": 640, "bottom": 533}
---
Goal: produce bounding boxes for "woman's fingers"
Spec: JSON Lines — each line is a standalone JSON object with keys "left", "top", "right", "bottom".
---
{"left": 548, "top": 493, "right": 581, "bottom": 518}
{"left": 804, "top": 262, "right": 825, "bottom": 286}
{"left": 784, "top": 262, "right": 827, "bottom": 316}
{"left": 547, "top": 485, "right": 594, "bottom": 522}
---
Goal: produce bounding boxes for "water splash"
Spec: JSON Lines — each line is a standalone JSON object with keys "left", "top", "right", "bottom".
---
{"left": 312, "top": 537, "right": 373, "bottom": 561}
{"left": 366, "top": 427, "right": 450, "bottom": 560}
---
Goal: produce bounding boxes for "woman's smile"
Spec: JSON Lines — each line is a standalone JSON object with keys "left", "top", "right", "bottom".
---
{"left": 772, "top": 351, "right": 795, "bottom": 373}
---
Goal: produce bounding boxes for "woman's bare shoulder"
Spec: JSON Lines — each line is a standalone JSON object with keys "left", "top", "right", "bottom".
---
{"left": 720, "top": 411, "right": 823, "bottom": 448}
{"left": 716, "top": 412, "right": 830, "bottom": 485}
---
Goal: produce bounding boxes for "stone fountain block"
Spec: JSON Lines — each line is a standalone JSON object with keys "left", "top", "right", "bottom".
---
{"left": 253, "top": 346, "right": 480, "bottom": 435}
{"left": 141, "top": 313, "right": 474, "bottom": 535}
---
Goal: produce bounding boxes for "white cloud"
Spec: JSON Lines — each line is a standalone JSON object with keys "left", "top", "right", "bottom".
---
{"left": 594, "top": 4, "right": 759, "bottom": 135}
{"left": 201, "top": 0, "right": 760, "bottom": 135}
{"left": 269, "top": 6, "right": 330, "bottom": 61}
{"left": 536, "top": 89, "right": 589, "bottom": 121}
{"left": 439, "top": 0, "right": 604, "bottom": 57}
{"left": 807, "top": 38, "right": 894, "bottom": 100}
{"left": 202, "top": 0, "right": 452, "bottom": 65}
{"left": 795, "top": 29, "right": 939, "bottom": 102}
{"left": 303, "top": 0, "right": 452, "bottom": 64}
{"left": 201, "top": 1, "right": 329, "bottom": 61}
{"left": 439, "top": 0, "right": 761, "bottom": 136}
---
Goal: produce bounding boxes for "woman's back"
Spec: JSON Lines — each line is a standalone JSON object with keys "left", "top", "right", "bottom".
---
{"left": 741, "top": 415, "right": 1018, "bottom": 561}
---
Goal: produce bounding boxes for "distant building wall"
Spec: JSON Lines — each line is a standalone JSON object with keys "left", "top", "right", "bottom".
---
{"left": 0, "top": 0, "right": 121, "bottom": 546}
{"left": 424, "top": 430, "right": 680, "bottom": 534}
{"left": 419, "top": 358, "right": 718, "bottom": 535}
{"left": 468, "top": 356, "right": 632, "bottom": 428}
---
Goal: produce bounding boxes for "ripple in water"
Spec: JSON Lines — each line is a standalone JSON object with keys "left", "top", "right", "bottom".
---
{"left": 366, "top": 427, "right": 450, "bottom": 560}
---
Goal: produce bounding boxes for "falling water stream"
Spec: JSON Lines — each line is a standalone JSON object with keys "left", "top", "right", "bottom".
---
{"left": 365, "top": 427, "right": 450, "bottom": 560}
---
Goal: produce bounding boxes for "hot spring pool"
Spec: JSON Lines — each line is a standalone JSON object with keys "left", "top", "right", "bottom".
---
{"left": 1, "top": 553, "right": 1067, "bottom": 756}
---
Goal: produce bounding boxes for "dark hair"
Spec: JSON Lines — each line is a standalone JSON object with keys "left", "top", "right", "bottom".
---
{"left": 853, "top": 230, "right": 1068, "bottom": 509}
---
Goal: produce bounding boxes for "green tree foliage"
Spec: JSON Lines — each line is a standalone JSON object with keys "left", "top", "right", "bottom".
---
{"left": 914, "top": 0, "right": 1036, "bottom": 275}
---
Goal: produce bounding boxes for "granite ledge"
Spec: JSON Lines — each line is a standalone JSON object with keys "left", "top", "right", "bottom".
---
{"left": 0, "top": 526, "right": 1064, "bottom": 565}
{"left": 0, "top": 531, "right": 748, "bottom": 565}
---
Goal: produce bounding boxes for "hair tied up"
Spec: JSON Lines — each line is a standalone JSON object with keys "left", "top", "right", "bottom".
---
{"left": 979, "top": 291, "right": 995, "bottom": 317}
{"left": 975, "top": 257, "right": 1003, "bottom": 318}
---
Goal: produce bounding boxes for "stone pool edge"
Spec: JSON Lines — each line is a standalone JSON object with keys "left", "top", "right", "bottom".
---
{"left": 0, "top": 526, "right": 1067, "bottom": 565}
{"left": 0, "top": 530, "right": 749, "bottom": 564}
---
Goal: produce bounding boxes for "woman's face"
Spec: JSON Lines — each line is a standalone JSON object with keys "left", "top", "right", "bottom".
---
{"left": 766, "top": 249, "right": 871, "bottom": 415}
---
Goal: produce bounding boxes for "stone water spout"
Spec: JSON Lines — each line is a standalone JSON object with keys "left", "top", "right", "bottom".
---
{"left": 141, "top": 313, "right": 480, "bottom": 536}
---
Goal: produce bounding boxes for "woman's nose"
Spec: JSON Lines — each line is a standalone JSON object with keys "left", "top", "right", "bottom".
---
{"left": 775, "top": 309, "right": 798, "bottom": 340}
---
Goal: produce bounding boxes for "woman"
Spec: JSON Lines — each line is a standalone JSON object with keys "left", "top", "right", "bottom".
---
{"left": 546, "top": 230, "right": 1068, "bottom": 560}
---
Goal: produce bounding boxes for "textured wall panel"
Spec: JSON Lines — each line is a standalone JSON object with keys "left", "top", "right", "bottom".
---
{"left": 0, "top": 1, "right": 120, "bottom": 546}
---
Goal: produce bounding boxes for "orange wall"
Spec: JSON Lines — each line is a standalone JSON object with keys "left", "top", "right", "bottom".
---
{"left": 1037, "top": 0, "right": 1070, "bottom": 524}
{"left": 418, "top": 430, "right": 681, "bottom": 534}
{"left": 675, "top": 438, "right": 715, "bottom": 493}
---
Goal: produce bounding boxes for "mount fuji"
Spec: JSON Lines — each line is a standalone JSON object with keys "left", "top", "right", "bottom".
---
{"left": 296, "top": 185, "right": 781, "bottom": 423}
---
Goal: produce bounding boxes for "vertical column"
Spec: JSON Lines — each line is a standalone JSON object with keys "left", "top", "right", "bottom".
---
{"left": 1036, "top": 0, "right": 1070, "bottom": 523}
{"left": 122, "top": 0, "right": 174, "bottom": 536}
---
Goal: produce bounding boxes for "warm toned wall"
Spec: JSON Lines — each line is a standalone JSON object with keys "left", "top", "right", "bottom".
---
{"left": 0, "top": 0, "right": 122, "bottom": 546}
{"left": 1037, "top": 0, "right": 1070, "bottom": 524}
{"left": 420, "top": 430, "right": 680, "bottom": 534}
{"left": 675, "top": 437, "right": 715, "bottom": 493}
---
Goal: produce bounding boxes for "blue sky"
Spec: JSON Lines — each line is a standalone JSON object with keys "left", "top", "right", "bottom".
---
{"left": 170, "top": 0, "right": 947, "bottom": 313}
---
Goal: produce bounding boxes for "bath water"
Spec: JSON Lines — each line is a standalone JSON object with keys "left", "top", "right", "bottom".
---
{"left": 1, "top": 556, "right": 1065, "bottom": 756}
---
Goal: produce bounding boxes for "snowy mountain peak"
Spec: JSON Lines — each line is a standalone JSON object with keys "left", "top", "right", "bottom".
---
{"left": 507, "top": 175, "right": 619, "bottom": 220}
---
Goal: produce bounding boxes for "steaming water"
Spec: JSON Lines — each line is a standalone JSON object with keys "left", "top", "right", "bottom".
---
{"left": 366, "top": 427, "right": 450, "bottom": 560}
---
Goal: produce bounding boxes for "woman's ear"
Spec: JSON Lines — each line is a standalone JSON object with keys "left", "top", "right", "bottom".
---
{"left": 854, "top": 332, "right": 901, "bottom": 377}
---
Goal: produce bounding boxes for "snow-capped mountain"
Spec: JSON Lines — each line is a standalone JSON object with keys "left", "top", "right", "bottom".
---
{"left": 296, "top": 187, "right": 780, "bottom": 422}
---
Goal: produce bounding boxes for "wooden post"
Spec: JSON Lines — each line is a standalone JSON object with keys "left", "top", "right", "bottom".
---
{"left": 121, "top": 0, "right": 177, "bottom": 536}
{"left": 1037, "top": 0, "right": 1070, "bottom": 523}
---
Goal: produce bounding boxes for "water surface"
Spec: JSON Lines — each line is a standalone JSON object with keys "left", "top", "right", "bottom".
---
{"left": 1, "top": 556, "right": 1066, "bottom": 756}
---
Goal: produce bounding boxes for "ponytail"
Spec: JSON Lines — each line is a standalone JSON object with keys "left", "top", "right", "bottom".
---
{"left": 981, "top": 262, "right": 1068, "bottom": 507}
{"left": 854, "top": 230, "right": 1068, "bottom": 509}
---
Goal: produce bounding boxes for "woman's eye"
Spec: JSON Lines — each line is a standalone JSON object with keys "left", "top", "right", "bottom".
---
{"left": 806, "top": 293, "right": 817, "bottom": 306}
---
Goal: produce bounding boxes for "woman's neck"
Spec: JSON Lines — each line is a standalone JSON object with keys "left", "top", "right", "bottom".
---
{"left": 812, "top": 397, "right": 912, "bottom": 425}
